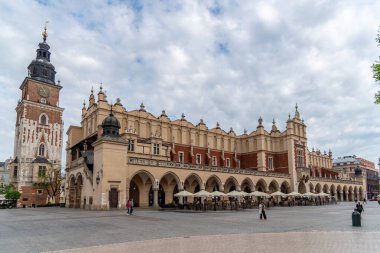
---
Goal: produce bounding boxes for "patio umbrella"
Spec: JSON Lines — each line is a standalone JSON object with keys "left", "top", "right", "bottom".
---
{"left": 174, "top": 190, "right": 194, "bottom": 197}
{"left": 287, "top": 192, "right": 302, "bottom": 197}
{"left": 209, "top": 191, "right": 227, "bottom": 197}
{"left": 302, "top": 192, "right": 317, "bottom": 197}
{"left": 318, "top": 192, "right": 330, "bottom": 197}
{"left": 270, "top": 191, "right": 287, "bottom": 197}
{"left": 226, "top": 190, "right": 247, "bottom": 197}
{"left": 249, "top": 191, "right": 270, "bottom": 198}
{"left": 194, "top": 190, "right": 211, "bottom": 197}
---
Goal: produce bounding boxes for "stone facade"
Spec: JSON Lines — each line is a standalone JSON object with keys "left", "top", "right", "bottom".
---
{"left": 9, "top": 28, "right": 64, "bottom": 207}
{"left": 65, "top": 89, "right": 365, "bottom": 210}
{"left": 333, "top": 156, "right": 378, "bottom": 200}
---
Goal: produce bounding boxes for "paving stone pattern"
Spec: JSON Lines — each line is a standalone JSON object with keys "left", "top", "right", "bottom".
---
{"left": 0, "top": 202, "right": 379, "bottom": 253}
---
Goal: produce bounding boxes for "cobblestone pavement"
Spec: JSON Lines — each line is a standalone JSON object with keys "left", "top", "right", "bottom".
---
{"left": 0, "top": 202, "right": 379, "bottom": 253}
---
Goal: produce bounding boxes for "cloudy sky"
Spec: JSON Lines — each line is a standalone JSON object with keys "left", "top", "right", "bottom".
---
{"left": 1, "top": 0, "right": 380, "bottom": 168}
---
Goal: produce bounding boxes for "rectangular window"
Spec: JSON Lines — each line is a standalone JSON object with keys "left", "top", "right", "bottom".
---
{"left": 212, "top": 156, "right": 217, "bottom": 166}
{"left": 268, "top": 156, "right": 274, "bottom": 170}
{"left": 38, "top": 166, "right": 46, "bottom": 177}
{"left": 13, "top": 166, "right": 18, "bottom": 178}
{"left": 226, "top": 158, "right": 230, "bottom": 168}
{"left": 196, "top": 154, "right": 202, "bottom": 164}
{"left": 153, "top": 143, "right": 160, "bottom": 155}
{"left": 297, "top": 149, "right": 304, "bottom": 168}
{"left": 178, "top": 152, "right": 184, "bottom": 163}
{"left": 128, "top": 139, "right": 135, "bottom": 152}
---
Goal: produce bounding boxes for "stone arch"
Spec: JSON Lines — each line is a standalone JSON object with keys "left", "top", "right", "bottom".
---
{"left": 353, "top": 186, "right": 358, "bottom": 201}
{"left": 337, "top": 185, "right": 343, "bottom": 201}
{"left": 280, "top": 181, "right": 291, "bottom": 193}
{"left": 184, "top": 173, "right": 203, "bottom": 193}
{"left": 330, "top": 185, "right": 336, "bottom": 197}
{"left": 268, "top": 180, "right": 280, "bottom": 193}
{"left": 39, "top": 113, "right": 49, "bottom": 125}
{"left": 224, "top": 176, "right": 239, "bottom": 192}
{"left": 205, "top": 175, "right": 223, "bottom": 192}
{"left": 68, "top": 175, "right": 76, "bottom": 208}
{"left": 323, "top": 184, "right": 329, "bottom": 193}
{"left": 309, "top": 182, "right": 314, "bottom": 193}
{"left": 348, "top": 186, "right": 354, "bottom": 201}
{"left": 255, "top": 178, "right": 267, "bottom": 192}
{"left": 159, "top": 171, "right": 181, "bottom": 206}
{"left": 241, "top": 177, "right": 254, "bottom": 193}
{"left": 298, "top": 181, "right": 306, "bottom": 194}
{"left": 130, "top": 170, "right": 155, "bottom": 207}
{"left": 343, "top": 185, "right": 348, "bottom": 201}
{"left": 74, "top": 173, "right": 83, "bottom": 208}
{"left": 315, "top": 183, "right": 322, "bottom": 193}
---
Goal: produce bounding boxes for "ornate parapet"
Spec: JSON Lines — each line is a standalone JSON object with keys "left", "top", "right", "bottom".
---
{"left": 310, "top": 176, "right": 363, "bottom": 185}
{"left": 128, "top": 157, "right": 290, "bottom": 179}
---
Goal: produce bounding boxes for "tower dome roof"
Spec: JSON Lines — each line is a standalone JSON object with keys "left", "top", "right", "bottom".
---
{"left": 101, "top": 107, "right": 120, "bottom": 137}
{"left": 102, "top": 112, "right": 121, "bottom": 129}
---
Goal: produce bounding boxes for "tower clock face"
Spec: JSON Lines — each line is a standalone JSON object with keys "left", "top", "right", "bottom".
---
{"left": 38, "top": 86, "right": 50, "bottom": 98}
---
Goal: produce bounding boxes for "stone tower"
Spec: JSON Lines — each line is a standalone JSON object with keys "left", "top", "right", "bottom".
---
{"left": 10, "top": 25, "right": 64, "bottom": 206}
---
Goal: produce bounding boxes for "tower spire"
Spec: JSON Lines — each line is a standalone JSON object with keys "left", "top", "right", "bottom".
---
{"left": 42, "top": 21, "right": 48, "bottom": 43}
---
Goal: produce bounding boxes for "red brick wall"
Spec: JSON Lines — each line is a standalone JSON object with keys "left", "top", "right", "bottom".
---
{"left": 274, "top": 152, "right": 289, "bottom": 173}
{"left": 20, "top": 186, "right": 48, "bottom": 207}
{"left": 240, "top": 153, "right": 258, "bottom": 169}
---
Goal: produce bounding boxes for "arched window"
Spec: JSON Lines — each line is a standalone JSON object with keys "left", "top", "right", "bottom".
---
{"left": 39, "top": 144, "right": 45, "bottom": 157}
{"left": 39, "top": 114, "right": 48, "bottom": 125}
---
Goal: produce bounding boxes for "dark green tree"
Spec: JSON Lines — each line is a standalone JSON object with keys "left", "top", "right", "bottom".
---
{"left": 372, "top": 27, "right": 380, "bottom": 103}
{"left": 2, "top": 185, "right": 21, "bottom": 208}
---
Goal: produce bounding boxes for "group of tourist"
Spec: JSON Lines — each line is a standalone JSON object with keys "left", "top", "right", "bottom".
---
{"left": 126, "top": 198, "right": 134, "bottom": 215}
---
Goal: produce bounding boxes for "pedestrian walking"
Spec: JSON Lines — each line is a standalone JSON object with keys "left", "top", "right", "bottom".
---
{"left": 363, "top": 198, "right": 367, "bottom": 204}
{"left": 259, "top": 201, "right": 267, "bottom": 220}
{"left": 130, "top": 198, "right": 134, "bottom": 215}
{"left": 126, "top": 199, "right": 131, "bottom": 215}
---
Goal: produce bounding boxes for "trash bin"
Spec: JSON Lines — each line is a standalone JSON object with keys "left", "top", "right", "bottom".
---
{"left": 60, "top": 203, "right": 65, "bottom": 208}
{"left": 32, "top": 204, "right": 36, "bottom": 208}
{"left": 352, "top": 210, "right": 361, "bottom": 227}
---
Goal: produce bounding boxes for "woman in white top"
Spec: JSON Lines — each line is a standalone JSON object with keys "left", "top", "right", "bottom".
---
{"left": 259, "top": 201, "right": 267, "bottom": 220}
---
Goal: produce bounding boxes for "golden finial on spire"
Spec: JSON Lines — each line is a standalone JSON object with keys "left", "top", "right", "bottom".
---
{"left": 42, "top": 21, "right": 49, "bottom": 42}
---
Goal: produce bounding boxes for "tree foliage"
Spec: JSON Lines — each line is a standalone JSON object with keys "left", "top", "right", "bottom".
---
{"left": 372, "top": 27, "right": 380, "bottom": 103}
{"left": 33, "top": 168, "right": 62, "bottom": 202}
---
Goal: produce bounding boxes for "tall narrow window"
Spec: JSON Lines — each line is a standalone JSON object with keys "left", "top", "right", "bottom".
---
{"left": 212, "top": 156, "right": 217, "bottom": 166}
{"left": 153, "top": 143, "right": 160, "bottom": 155}
{"left": 38, "top": 166, "right": 46, "bottom": 177}
{"left": 196, "top": 154, "right": 201, "bottom": 164}
{"left": 226, "top": 158, "right": 231, "bottom": 168}
{"left": 178, "top": 152, "right": 184, "bottom": 163}
{"left": 128, "top": 139, "right": 135, "bottom": 152}
{"left": 40, "top": 115, "right": 47, "bottom": 125}
{"left": 297, "top": 148, "right": 304, "bottom": 167}
{"left": 13, "top": 166, "right": 18, "bottom": 178}
{"left": 268, "top": 156, "right": 274, "bottom": 170}
{"left": 39, "top": 144, "right": 45, "bottom": 157}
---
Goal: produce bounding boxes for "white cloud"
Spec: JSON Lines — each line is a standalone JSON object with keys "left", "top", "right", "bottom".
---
{"left": 0, "top": 0, "right": 380, "bottom": 168}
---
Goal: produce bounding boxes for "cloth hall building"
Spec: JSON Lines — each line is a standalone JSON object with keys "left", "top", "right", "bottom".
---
{"left": 65, "top": 88, "right": 365, "bottom": 210}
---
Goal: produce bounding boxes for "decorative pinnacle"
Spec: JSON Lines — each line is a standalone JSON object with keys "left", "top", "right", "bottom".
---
{"left": 140, "top": 102, "right": 145, "bottom": 111}
{"left": 272, "top": 118, "right": 276, "bottom": 125}
{"left": 216, "top": 122, "right": 220, "bottom": 128}
{"left": 100, "top": 82, "right": 103, "bottom": 91}
{"left": 295, "top": 103, "right": 298, "bottom": 112}
{"left": 230, "top": 127, "right": 234, "bottom": 133}
{"left": 91, "top": 86, "right": 94, "bottom": 94}
{"left": 258, "top": 116, "right": 263, "bottom": 126}
{"left": 244, "top": 129, "right": 247, "bottom": 135}
{"left": 83, "top": 100, "right": 86, "bottom": 107}
{"left": 110, "top": 104, "right": 114, "bottom": 116}
{"left": 42, "top": 21, "right": 49, "bottom": 42}
{"left": 288, "top": 113, "right": 291, "bottom": 120}
{"left": 181, "top": 113, "right": 185, "bottom": 120}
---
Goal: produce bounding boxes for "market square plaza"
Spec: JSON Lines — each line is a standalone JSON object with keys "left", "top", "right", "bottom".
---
{"left": 0, "top": 202, "right": 379, "bottom": 253}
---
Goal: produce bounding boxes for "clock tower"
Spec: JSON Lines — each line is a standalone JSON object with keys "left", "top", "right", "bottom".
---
{"left": 10, "top": 26, "right": 64, "bottom": 207}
